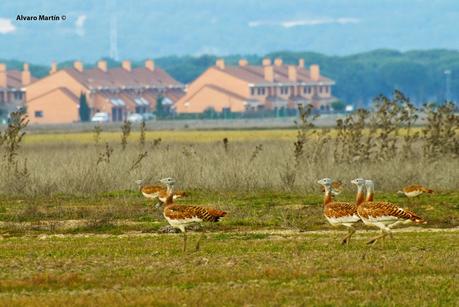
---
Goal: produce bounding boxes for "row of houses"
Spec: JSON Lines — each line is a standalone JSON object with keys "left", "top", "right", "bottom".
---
{"left": 0, "top": 58, "right": 336, "bottom": 124}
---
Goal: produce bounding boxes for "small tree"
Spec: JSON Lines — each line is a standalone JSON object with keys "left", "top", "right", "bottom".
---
{"left": 156, "top": 95, "right": 165, "bottom": 119}
{"left": 331, "top": 100, "right": 346, "bottom": 112}
{"left": 79, "top": 93, "right": 90, "bottom": 122}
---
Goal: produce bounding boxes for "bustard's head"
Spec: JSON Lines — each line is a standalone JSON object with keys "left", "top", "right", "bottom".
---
{"left": 135, "top": 179, "right": 144, "bottom": 186}
{"left": 317, "top": 178, "right": 332, "bottom": 187}
{"left": 351, "top": 178, "right": 365, "bottom": 187}
{"left": 160, "top": 177, "right": 176, "bottom": 186}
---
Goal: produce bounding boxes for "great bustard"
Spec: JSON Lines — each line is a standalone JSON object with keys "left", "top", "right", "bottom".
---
{"left": 353, "top": 179, "right": 426, "bottom": 245}
{"left": 160, "top": 177, "right": 226, "bottom": 252}
{"left": 136, "top": 179, "right": 187, "bottom": 207}
{"left": 398, "top": 184, "right": 433, "bottom": 198}
{"left": 317, "top": 178, "right": 363, "bottom": 245}
{"left": 320, "top": 179, "right": 344, "bottom": 196}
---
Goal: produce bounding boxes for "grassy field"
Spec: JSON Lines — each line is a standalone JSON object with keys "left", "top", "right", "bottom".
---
{"left": 22, "top": 127, "right": 430, "bottom": 144}
{"left": 0, "top": 122, "right": 458, "bottom": 305}
{"left": 0, "top": 230, "right": 457, "bottom": 306}
{"left": 0, "top": 190, "right": 457, "bottom": 305}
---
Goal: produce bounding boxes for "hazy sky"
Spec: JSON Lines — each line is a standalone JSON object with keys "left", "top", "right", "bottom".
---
{"left": 1, "top": 0, "right": 458, "bottom": 63}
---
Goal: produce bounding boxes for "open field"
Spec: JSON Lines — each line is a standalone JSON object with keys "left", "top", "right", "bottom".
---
{"left": 0, "top": 191, "right": 458, "bottom": 234}
{"left": 0, "top": 229, "right": 458, "bottom": 306}
{"left": 0, "top": 103, "right": 458, "bottom": 306}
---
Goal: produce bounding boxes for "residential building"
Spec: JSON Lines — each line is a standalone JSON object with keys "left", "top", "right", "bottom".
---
{"left": 175, "top": 58, "right": 336, "bottom": 114}
{"left": 0, "top": 63, "right": 35, "bottom": 117}
{"left": 26, "top": 60, "right": 184, "bottom": 124}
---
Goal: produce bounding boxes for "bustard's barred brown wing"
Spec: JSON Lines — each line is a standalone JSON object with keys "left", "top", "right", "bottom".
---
{"left": 164, "top": 204, "right": 226, "bottom": 222}
{"left": 403, "top": 184, "right": 433, "bottom": 194}
{"left": 324, "top": 202, "right": 357, "bottom": 218}
{"left": 358, "top": 201, "right": 426, "bottom": 223}
{"left": 141, "top": 185, "right": 165, "bottom": 195}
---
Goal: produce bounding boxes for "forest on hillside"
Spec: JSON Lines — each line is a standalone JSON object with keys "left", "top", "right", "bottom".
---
{"left": 3, "top": 49, "right": 459, "bottom": 107}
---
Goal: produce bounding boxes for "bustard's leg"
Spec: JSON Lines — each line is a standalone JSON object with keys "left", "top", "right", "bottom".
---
{"left": 195, "top": 227, "right": 205, "bottom": 251}
{"left": 367, "top": 225, "right": 391, "bottom": 245}
{"left": 182, "top": 230, "right": 187, "bottom": 252}
{"left": 367, "top": 229, "right": 385, "bottom": 245}
{"left": 341, "top": 227, "right": 356, "bottom": 245}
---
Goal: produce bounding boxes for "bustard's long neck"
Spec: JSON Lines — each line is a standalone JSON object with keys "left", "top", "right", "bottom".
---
{"left": 165, "top": 184, "right": 174, "bottom": 205}
{"left": 323, "top": 185, "right": 332, "bottom": 205}
{"left": 365, "top": 185, "right": 374, "bottom": 202}
{"left": 356, "top": 185, "right": 365, "bottom": 205}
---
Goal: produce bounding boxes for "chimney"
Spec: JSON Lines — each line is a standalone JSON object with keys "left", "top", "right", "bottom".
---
{"left": 215, "top": 59, "right": 225, "bottom": 69}
{"left": 122, "top": 60, "right": 131, "bottom": 71}
{"left": 97, "top": 60, "right": 108, "bottom": 72}
{"left": 0, "top": 64, "right": 6, "bottom": 88}
{"left": 264, "top": 65, "right": 274, "bottom": 82}
{"left": 288, "top": 65, "right": 297, "bottom": 82}
{"left": 145, "top": 59, "right": 155, "bottom": 71}
{"left": 239, "top": 59, "right": 248, "bottom": 67}
{"left": 73, "top": 61, "right": 84, "bottom": 72}
{"left": 22, "top": 63, "right": 31, "bottom": 86}
{"left": 310, "top": 64, "right": 320, "bottom": 81}
{"left": 262, "top": 58, "right": 271, "bottom": 66}
{"left": 274, "top": 58, "right": 283, "bottom": 66}
{"left": 49, "top": 61, "right": 57, "bottom": 75}
{"left": 298, "top": 59, "right": 305, "bottom": 68}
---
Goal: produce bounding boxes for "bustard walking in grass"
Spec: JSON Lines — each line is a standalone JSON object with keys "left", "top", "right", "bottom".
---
{"left": 352, "top": 179, "right": 427, "bottom": 245}
{"left": 317, "top": 178, "right": 363, "bottom": 245}
{"left": 136, "top": 179, "right": 187, "bottom": 207}
{"left": 398, "top": 184, "right": 433, "bottom": 198}
{"left": 160, "top": 177, "right": 226, "bottom": 252}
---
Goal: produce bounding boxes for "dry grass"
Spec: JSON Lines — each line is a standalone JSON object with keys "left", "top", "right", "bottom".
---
{"left": 0, "top": 137, "right": 457, "bottom": 197}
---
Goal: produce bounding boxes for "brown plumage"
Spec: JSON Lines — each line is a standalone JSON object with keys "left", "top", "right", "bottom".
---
{"left": 357, "top": 201, "right": 426, "bottom": 224}
{"left": 398, "top": 184, "right": 433, "bottom": 198}
{"left": 164, "top": 204, "right": 226, "bottom": 223}
{"left": 318, "top": 178, "right": 362, "bottom": 245}
{"left": 160, "top": 177, "right": 226, "bottom": 252}
{"left": 360, "top": 179, "right": 426, "bottom": 245}
{"left": 136, "top": 180, "right": 187, "bottom": 204}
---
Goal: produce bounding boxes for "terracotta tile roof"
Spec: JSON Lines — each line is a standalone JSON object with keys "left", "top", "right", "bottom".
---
{"left": 63, "top": 66, "right": 183, "bottom": 90}
{"left": 163, "top": 89, "right": 185, "bottom": 102}
{"left": 28, "top": 87, "right": 78, "bottom": 104}
{"left": 215, "top": 65, "right": 334, "bottom": 85}
{"left": 185, "top": 84, "right": 248, "bottom": 103}
{"left": 4, "top": 70, "right": 37, "bottom": 89}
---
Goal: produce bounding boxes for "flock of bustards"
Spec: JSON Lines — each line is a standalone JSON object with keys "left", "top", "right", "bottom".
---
{"left": 136, "top": 178, "right": 431, "bottom": 251}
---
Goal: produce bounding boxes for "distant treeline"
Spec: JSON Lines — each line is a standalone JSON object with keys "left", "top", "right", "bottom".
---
{"left": 3, "top": 49, "right": 459, "bottom": 106}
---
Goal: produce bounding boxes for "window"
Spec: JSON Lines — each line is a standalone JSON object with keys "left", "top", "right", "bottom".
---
{"left": 14, "top": 92, "right": 23, "bottom": 100}
{"left": 280, "top": 86, "right": 288, "bottom": 95}
{"left": 256, "top": 87, "right": 266, "bottom": 95}
{"left": 250, "top": 88, "right": 255, "bottom": 96}
{"left": 319, "top": 86, "right": 323, "bottom": 93}
{"left": 325, "top": 86, "right": 330, "bottom": 93}
{"left": 35, "top": 111, "right": 43, "bottom": 118}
